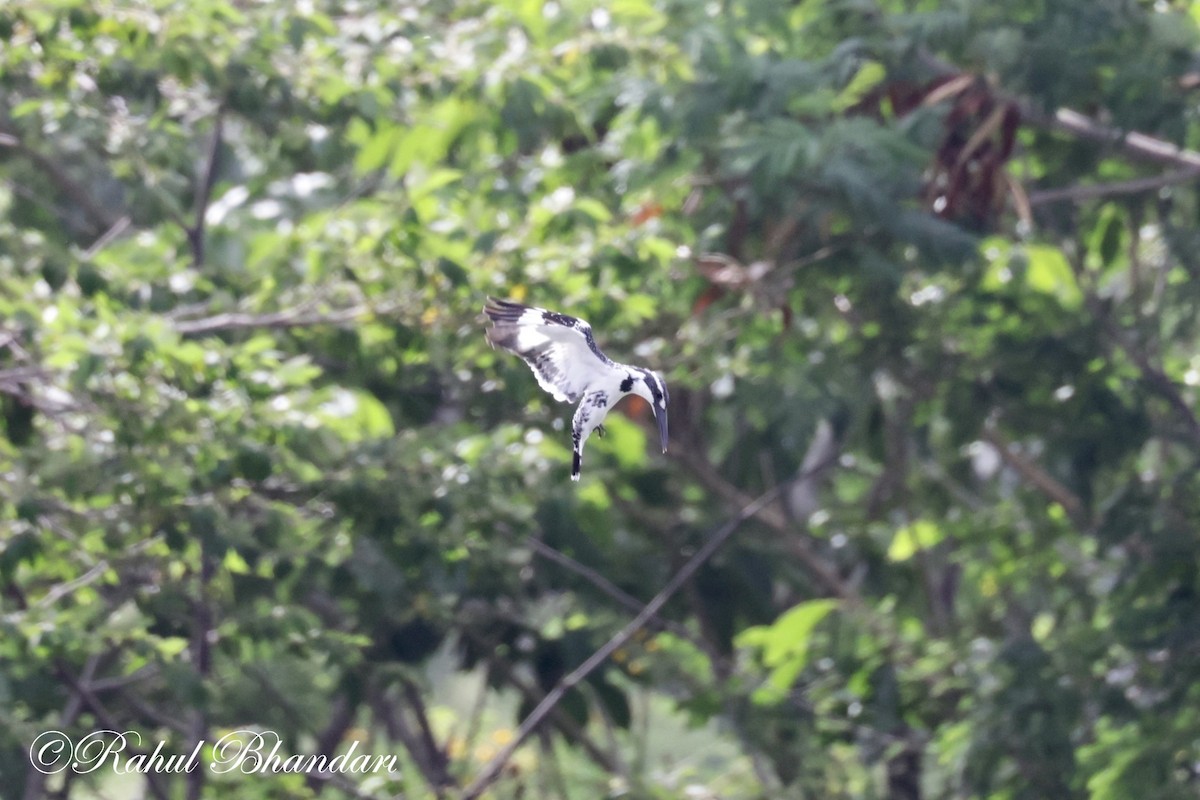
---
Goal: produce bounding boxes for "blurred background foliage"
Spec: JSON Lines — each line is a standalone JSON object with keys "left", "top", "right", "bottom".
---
{"left": 4, "top": 0, "right": 1200, "bottom": 798}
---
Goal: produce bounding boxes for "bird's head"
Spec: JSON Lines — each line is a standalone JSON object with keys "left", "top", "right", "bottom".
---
{"left": 630, "top": 369, "right": 669, "bottom": 454}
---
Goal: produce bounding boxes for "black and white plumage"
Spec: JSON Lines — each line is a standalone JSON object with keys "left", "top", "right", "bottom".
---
{"left": 483, "top": 297, "right": 669, "bottom": 481}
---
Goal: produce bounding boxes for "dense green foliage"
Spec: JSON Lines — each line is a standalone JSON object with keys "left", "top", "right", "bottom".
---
{"left": 5, "top": 0, "right": 1200, "bottom": 798}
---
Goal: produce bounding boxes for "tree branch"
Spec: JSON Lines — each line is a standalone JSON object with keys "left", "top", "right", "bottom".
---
{"left": 1027, "top": 168, "right": 1200, "bottom": 206}
{"left": 918, "top": 51, "right": 1200, "bottom": 174}
{"left": 185, "top": 547, "right": 215, "bottom": 800}
{"left": 53, "top": 662, "right": 171, "bottom": 800}
{"left": 1040, "top": 108, "right": 1200, "bottom": 170}
{"left": 980, "top": 427, "right": 1087, "bottom": 524}
{"left": 460, "top": 485, "right": 791, "bottom": 799}
{"left": 306, "top": 694, "right": 361, "bottom": 796}
{"left": 672, "top": 442, "right": 858, "bottom": 601}
{"left": 0, "top": 125, "right": 122, "bottom": 235}
{"left": 22, "top": 655, "right": 100, "bottom": 800}
{"left": 187, "top": 109, "right": 225, "bottom": 268}
{"left": 376, "top": 685, "right": 453, "bottom": 798}
{"left": 173, "top": 305, "right": 370, "bottom": 337}
{"left": 400, "top": 678, "right": 453, "bottom": 790}
{"left": 482, "top": 648, "right": 621, "bottom": 775}
{"left": 82, "top": 214, "right": 133, "bottom": 259}
{"left": 528, "top": 538, "right": 700, "bottom": 645}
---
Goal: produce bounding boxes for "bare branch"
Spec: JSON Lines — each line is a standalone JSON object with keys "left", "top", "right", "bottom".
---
{"left": 916, "top": 51, "right": 1200, "bottom": 174}
{"left": 0, "top": 125, "right": 122, "bottom": 234}
{"left": 1028, "top": 169, "right": 1200, "bottom": 206}
{"left": 119, "top": 688, "right": 190, "bottom": 736}
{"left": 173, "top": 305, "right": 370, "bottom": 336}
{"left": 185, "top": 545, "right": 215, "bottom": 800}
{"left": 461, "top": 485, "right": 792, "bottom": 799}
{"left": 54, "top": 661, "right": 172, "bottom": 800}
{"left": 673, "top": 442, "right": 858, "bottom": 601}
{"left": 376, "top": 685, "right": 452, "bottom": 798}
{"left": 306, "top": 694, "right": 360, "bottom": 797}
{"left": 481, "top": 650, "right": 620, "bottom": 775}
{"left": 187, "top": 110, "right": 225, "bottom": 267}
{"left": 980, "top": 427, "right": 1087, "bottom": 524}
{"left": 400, "top": 678, "right": 453, "bottom": 790}
{"left": 528, "top": 538, "right": 700, "bottom": 644}
{"left": 36, "top": 561, "right": 111, "bottom": 608}
{"left": 82, "top": 215, "right": 133, "bottom": 259}
{"left": 1043, "top": 108, "right": 1200, "bottom": 170}
{"left": 1069, "top": 250, "right": 1200, "bottom": 449}
{"left": 22, "top": 655, "right": 100, "bottom": 800}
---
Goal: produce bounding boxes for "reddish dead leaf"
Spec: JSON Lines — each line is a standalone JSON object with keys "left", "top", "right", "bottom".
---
{"left": 630, "top": 202, "right": 664, "bottom": 226}
{"left": 692, "top": 284, "right": 725, "bottom": 316}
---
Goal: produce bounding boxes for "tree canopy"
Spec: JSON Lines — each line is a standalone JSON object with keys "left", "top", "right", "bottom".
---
{"left": 4, "top": 0, "right": 1200, "bottom": 798}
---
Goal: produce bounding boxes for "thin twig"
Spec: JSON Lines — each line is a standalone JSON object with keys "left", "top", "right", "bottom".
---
{"left": 1028, "top": 169, "right": 1200, "bottom": 206}
{"left": 22, "top": 655, "right": 101, "bottom": 800}
{"left": 528, "top": 539, "right": 700, "bottom": 644}
{"left": 460, "top": 485, "right": 790, "bottom": 799}
{"left": 0, "top": 125, "right": 122, "bottom": 234}
{"left": 185, "top": 546, "right": 215, "bottom": 800}
{"left": 36, "top": 562, "right": 110, "bottom": 608}
{"left": 306, "top": 694, "right": 360, "bottom": 796}
{"left": 916, "top": 51, "right": 1200, "bottom": 173}
{"left": 82, "top": 215, "right": 133, "bottom": 259}
{"left": 376, "top": 685, "right": 451, "bottom": 798}
{"left": 54, "top": 662, "right": 172, "bottom": 800}
{"left": 187, "top": 110, "right": 225, "bottom": 267}
{"left": 481, "top": 646, "right": 619, "bottom": 774}
{"left": 173, "top": 305, "right": 370, "bottom": 336}
{"left": 400, "top": 678, "right": 453, "bottom": 790}
{"left": 673, "top": 443, "right": 857, "bottom": 601}
{"left": 980, "top": 427, "right": 1086, "bottom": 524}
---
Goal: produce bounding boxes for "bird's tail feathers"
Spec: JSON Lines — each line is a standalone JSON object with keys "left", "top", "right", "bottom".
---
{"left": 483, "top": 297, "right": 530, "bottom": 323}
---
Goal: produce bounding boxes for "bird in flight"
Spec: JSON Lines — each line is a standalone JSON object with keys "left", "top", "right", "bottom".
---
{"left": 483, "top": 297, "right": 669, "bottom": 481}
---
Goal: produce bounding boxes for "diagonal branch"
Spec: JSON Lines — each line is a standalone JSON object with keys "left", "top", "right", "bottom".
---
{"left": 1041, "top": 107, "right": 1200, "bottom": 170}
{"left": 528, "top": 538, "right": 701, "bottom": 645}
{"left": 0, "top": 125, "right": 122, "bottom": 235}
{"left": 1027, "top": 168, "right": 1200, "bottom": 206}
{"left": 673, "top": 442, "right": 858, "bottom": 601}
{"left": 482, "top": 653, "right": 621, "bottom": 776}
{"left": 460, "top": 485, "right": 789, "bottom": 800}
{"left": 917, "top": 51, "right": 1200, "bottom": 174}
{"left": 980, "top": 427, "right": 1086, "bottom": 524}
{"left": 375, "top": 685, "right": 453, "bottom": 798}
{"left": 22, "top": 654, "right": 100, "bottom": 800}
{"left": 306, "top": 694, "right": 362, "bottom": 797}
{"left": 186, "top": 109, "right": 225, "bottom": 268}
{"left": 173, "top": 305, "right": 370, "bottom": 337}
{"left": 399, "top": 678, "right": 454, "bottom": 790}
{"left": 186, "top": 545, "right": 215, "bottom": 800}
{"left": 53, "top": 662, "right": 171, "bottom": 800}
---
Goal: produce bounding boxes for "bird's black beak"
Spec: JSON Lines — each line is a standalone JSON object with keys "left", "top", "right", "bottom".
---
{"left": 655, "top": 407, "right": 668, "bottom": 454}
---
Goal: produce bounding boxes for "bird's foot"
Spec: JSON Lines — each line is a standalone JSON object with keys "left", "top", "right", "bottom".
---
{"left": 596, "top": 424, "right": 606, "bottom": 439}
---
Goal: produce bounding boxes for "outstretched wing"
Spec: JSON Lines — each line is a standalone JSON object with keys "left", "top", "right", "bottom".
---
{"left": 483, "top": 297, "right": 615, "bottom": 404}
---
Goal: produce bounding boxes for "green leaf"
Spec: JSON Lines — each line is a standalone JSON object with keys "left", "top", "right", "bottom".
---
{"left": 887, "top": 520, "right": 943, "bottom": 562}
{"left": 314, "top": 388, "right": 395, "bottom": 441}
{"left": 757, "top": 598, "right": 839, "bottom": 667}
{"left": 738, "top": 599, "right": 839, "bottom": 705}
{"left": 833, "top": 60, "right": 886, "bottom": 111}
{"left": 355, "top": 126, "right": 401, "bottom": 173}
{"left": 1024, "top": 244, "right": 1082, "bottom": 308}
{"left": 595, "top": 415, "right": 646, "bottom": 470}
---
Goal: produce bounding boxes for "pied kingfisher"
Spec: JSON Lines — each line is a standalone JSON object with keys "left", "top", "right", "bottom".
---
{"left": 483, "top": 297, "right": 669, "bottom": 481}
